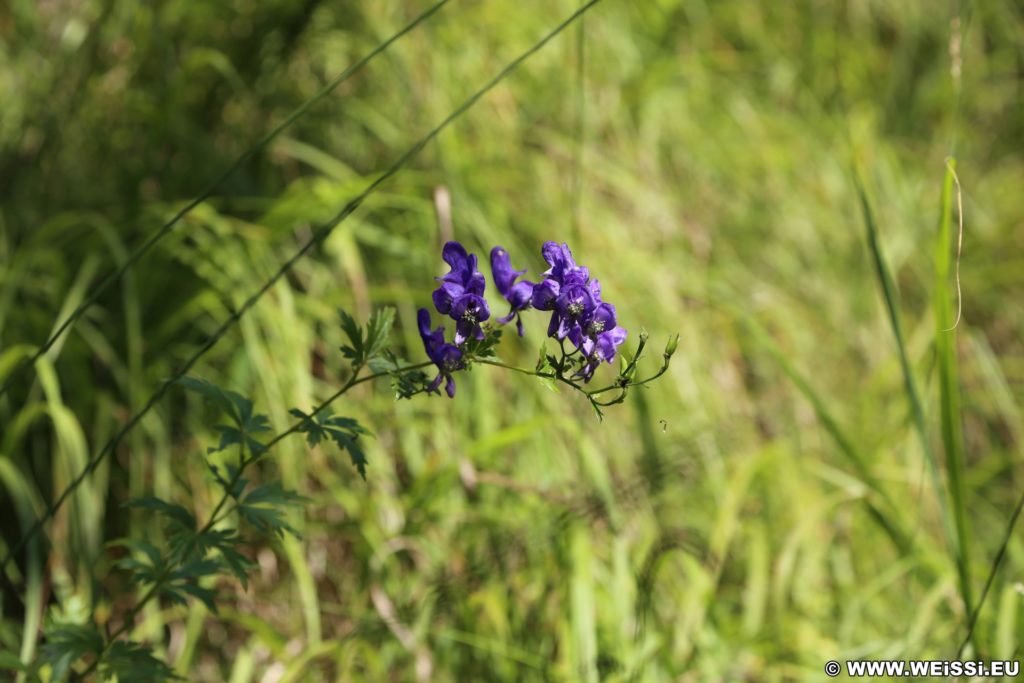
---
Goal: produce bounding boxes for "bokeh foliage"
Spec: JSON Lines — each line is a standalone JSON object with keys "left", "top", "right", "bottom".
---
{"left": 1, "top": 0, "right": 1023, "bottom": 680}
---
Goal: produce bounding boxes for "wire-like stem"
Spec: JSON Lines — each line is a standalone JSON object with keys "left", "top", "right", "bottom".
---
{"left": 570, "top": 15, "right": 586, "bottom": 243}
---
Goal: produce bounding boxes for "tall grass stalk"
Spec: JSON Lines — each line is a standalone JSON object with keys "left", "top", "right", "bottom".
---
{"left": 855, "top": 174, "right": 973, "bottom": 634}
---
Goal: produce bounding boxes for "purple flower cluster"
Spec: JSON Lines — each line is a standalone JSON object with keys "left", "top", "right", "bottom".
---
{"left": 419, "top": 240, "right": 627, "bottom": 397}
{"left": 531, "top": 242, "right": 628, "bottom": 382}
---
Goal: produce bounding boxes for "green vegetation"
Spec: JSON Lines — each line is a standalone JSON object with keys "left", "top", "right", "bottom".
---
{"left": 1, "top": 0, "right": 1023, "bottom": 680}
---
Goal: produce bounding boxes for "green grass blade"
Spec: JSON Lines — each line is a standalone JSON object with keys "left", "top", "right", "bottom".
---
{"left": 934, "top": 159, "right": 974, "bottom": 625}
{"left": 854, "top": 173, "right": 972, "bottom": 624}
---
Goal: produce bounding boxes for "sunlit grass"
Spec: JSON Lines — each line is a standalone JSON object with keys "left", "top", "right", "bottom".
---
{"left": 1, "top": 0, "right": 1023, "bottom": 680}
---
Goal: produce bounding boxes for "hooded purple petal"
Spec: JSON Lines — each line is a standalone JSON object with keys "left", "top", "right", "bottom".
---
{"left": 589, "top": 303, "right": 617, "bottom": 334}
{"left": 531, "top": 280, "right": 560, "bottom": 310}
{"left": 490, "top": 247, "right": 526, "bottom": 296}
{"left": 418, "top": 308, "right": 464, "bottom": 398}
{"left": 433, "top": 241, "right": 490, "bottom": 335}
{"left": 441, "top": 241, "right": 471, "bottom": 273}
{"left": 541, "top": 241, "right": 577, "bottom": 279}
{"left": 595, "top": 326, "right": 628, "bottom": 363}
{"left": 507, "top": 280, "right": 534, "bottom": 310}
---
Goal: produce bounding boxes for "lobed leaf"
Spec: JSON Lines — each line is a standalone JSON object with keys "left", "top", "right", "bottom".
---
{"left": 365, "top": 307, "right": 396, "bottom": 361}
{"left": 461, "top": 324, "right": 502, "bottom": 359}
{"left": 116, "top": 539, "right": 166, "bottom": 585}
{"left": 237, "top": 481, "right": 307, "bottom": 538}
{"left": 100, "top": 640, "right": 179, "bottom": 681}
{"left": 338, "top": 307, "right": 396, "bottom": 365}
{"left": 39, "top": 623, "right": 103, "bottom": 681}
{"left": 338, "top": 308, "right": 364, "bottom": 362}
{"left": 332, "top": 431, "right": 368, "bottom": 480}
{"left": 125, "top": 497, "right": 196, "bottom": 532}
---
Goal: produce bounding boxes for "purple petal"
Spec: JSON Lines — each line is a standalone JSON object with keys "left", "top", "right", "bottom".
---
{"left": 467, "top": 271, "right": 487, "bottom": 296}
{"left": 441, "top": 241, "right": 470, "bottom": 273}
{"left": 541, "top": 241, "right": 563, "bottom": 270}
{"left": 555, "top": 316, "right": 572, "bottom": 340}
{"left": 445, "top": 375, "right": 456, "bottom": 398}
{"left": 531, "top": 280, "right": 560, "bottom": 310}
{"left": 568, "top": 326, "right": 584, "bottom": 349}
{"left": 490, "top": 247, "right": 526, "bottom": 296}
{"left": 417, "top": 308, "right": 432, "bottom": 338}
{"left": 432, "top": 285, "right": 456, "bottom": 315}
{"left": 596, "top": 326, "right": 628, "bottom": 362}
{"left": 507, "top": 280, "right": 534, "bottom": 310}
{"left": 454, "top": 318, "right": 484, "bottom": 346}
{"left": 576, "top": 359, "right": 599, "bottom": 382}
{"left": 547, "top": 311, "right": 561, "bottom": 338}
{"left": 556, "top": 284, "right": 595, "bottom": 319}
{"left": 439, "top": 344, "right": 464, "bottom": 368}
{"left": 592, "top": 303, "right": 617, "bottom": 331}
{"left": 561, "top": 266, "right": 589, "bottom": 288}
{"left": 418, "top": 309, "right": 444, "bottom": 362}
{"left": 451, "top": 293, "right": 490, "bottom": 322}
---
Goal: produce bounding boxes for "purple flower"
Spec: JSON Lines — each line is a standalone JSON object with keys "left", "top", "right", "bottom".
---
{"left": 532, "top": 241, "right": 628, "bottom": 382}
{"left": 432, "top": 241, "right": 490, "bottom": 345}
{"left": 532, "top": 241, "right": 598, "bottom": 342}
{"left": 490, "top": 246, "right": 535, "bottom": 336}
{"left": 570, "top": 302, "right": 617, "bottom": 355}
{"left": 418, "top": 308, "right": 464, "bottom": 398}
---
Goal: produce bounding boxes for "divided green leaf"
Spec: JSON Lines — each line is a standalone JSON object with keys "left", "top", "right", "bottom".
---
{"left": 39, "top": 623, "right": 103, "bottom": 681}
{"left": 339, "top": 307, "right": 396, "bottom": 365}
{"left": 290, "top": 408, "right": 371, "bottom": 478}
{"left": 338, "top": 308, "right": 364, "bottom": 362}
{"left": 125, "top": 497, "right": 200, "bottom": 563}
{"left": 116, "top": 539, "right": 166, "bottom": 585}
{"left": 391, "top": 368, "right": 431, "bottom": 400}
{"left": 100, "top": 640, "right": 179, "bottom": 681}
{"left": 462, "top": 324, "right": 502, "bottom": 359}
{"left": 237, "top": 481, "right": 308, "bottom": 539}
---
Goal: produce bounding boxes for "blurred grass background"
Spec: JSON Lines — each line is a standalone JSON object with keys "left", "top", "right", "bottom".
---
{"left": 1, "top": 0, "right": 1023, "bottom": 680}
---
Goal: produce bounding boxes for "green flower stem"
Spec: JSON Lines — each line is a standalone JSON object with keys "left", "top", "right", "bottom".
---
{"left": 476, "top": 345, "right": 673, "bottom": 403}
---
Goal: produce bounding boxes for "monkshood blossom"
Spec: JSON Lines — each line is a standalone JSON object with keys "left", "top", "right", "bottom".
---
{"left": 490, "top": 246, "right": 534, "bottom": 336}
{"left": 432, "top": 241, "right": 490, "bottom": 345}
{"left": 531, "top": 241, "right": 599, "bottom": 341}
{"left": 418, "top": 308, "right": 464, "bottom": 398}
{"left": 531, "top": 241, "right": 627, "bottom": 382}
{"left": 418, "top": 239, "right": 637, "bottom": 402}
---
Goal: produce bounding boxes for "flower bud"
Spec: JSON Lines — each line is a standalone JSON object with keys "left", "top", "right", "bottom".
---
{"left": 664, "top": 334, "right": 679, "bottom": 359}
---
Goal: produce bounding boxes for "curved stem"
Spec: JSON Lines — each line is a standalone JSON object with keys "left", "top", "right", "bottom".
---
{"left": 558, "top": 337, "right": 581, "bottom": 360}
{"left": 475, "top": 358, "right": 547, "bottom": 378}
{"left": 476, "top": 358, "right": 582, "bottom": 394}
